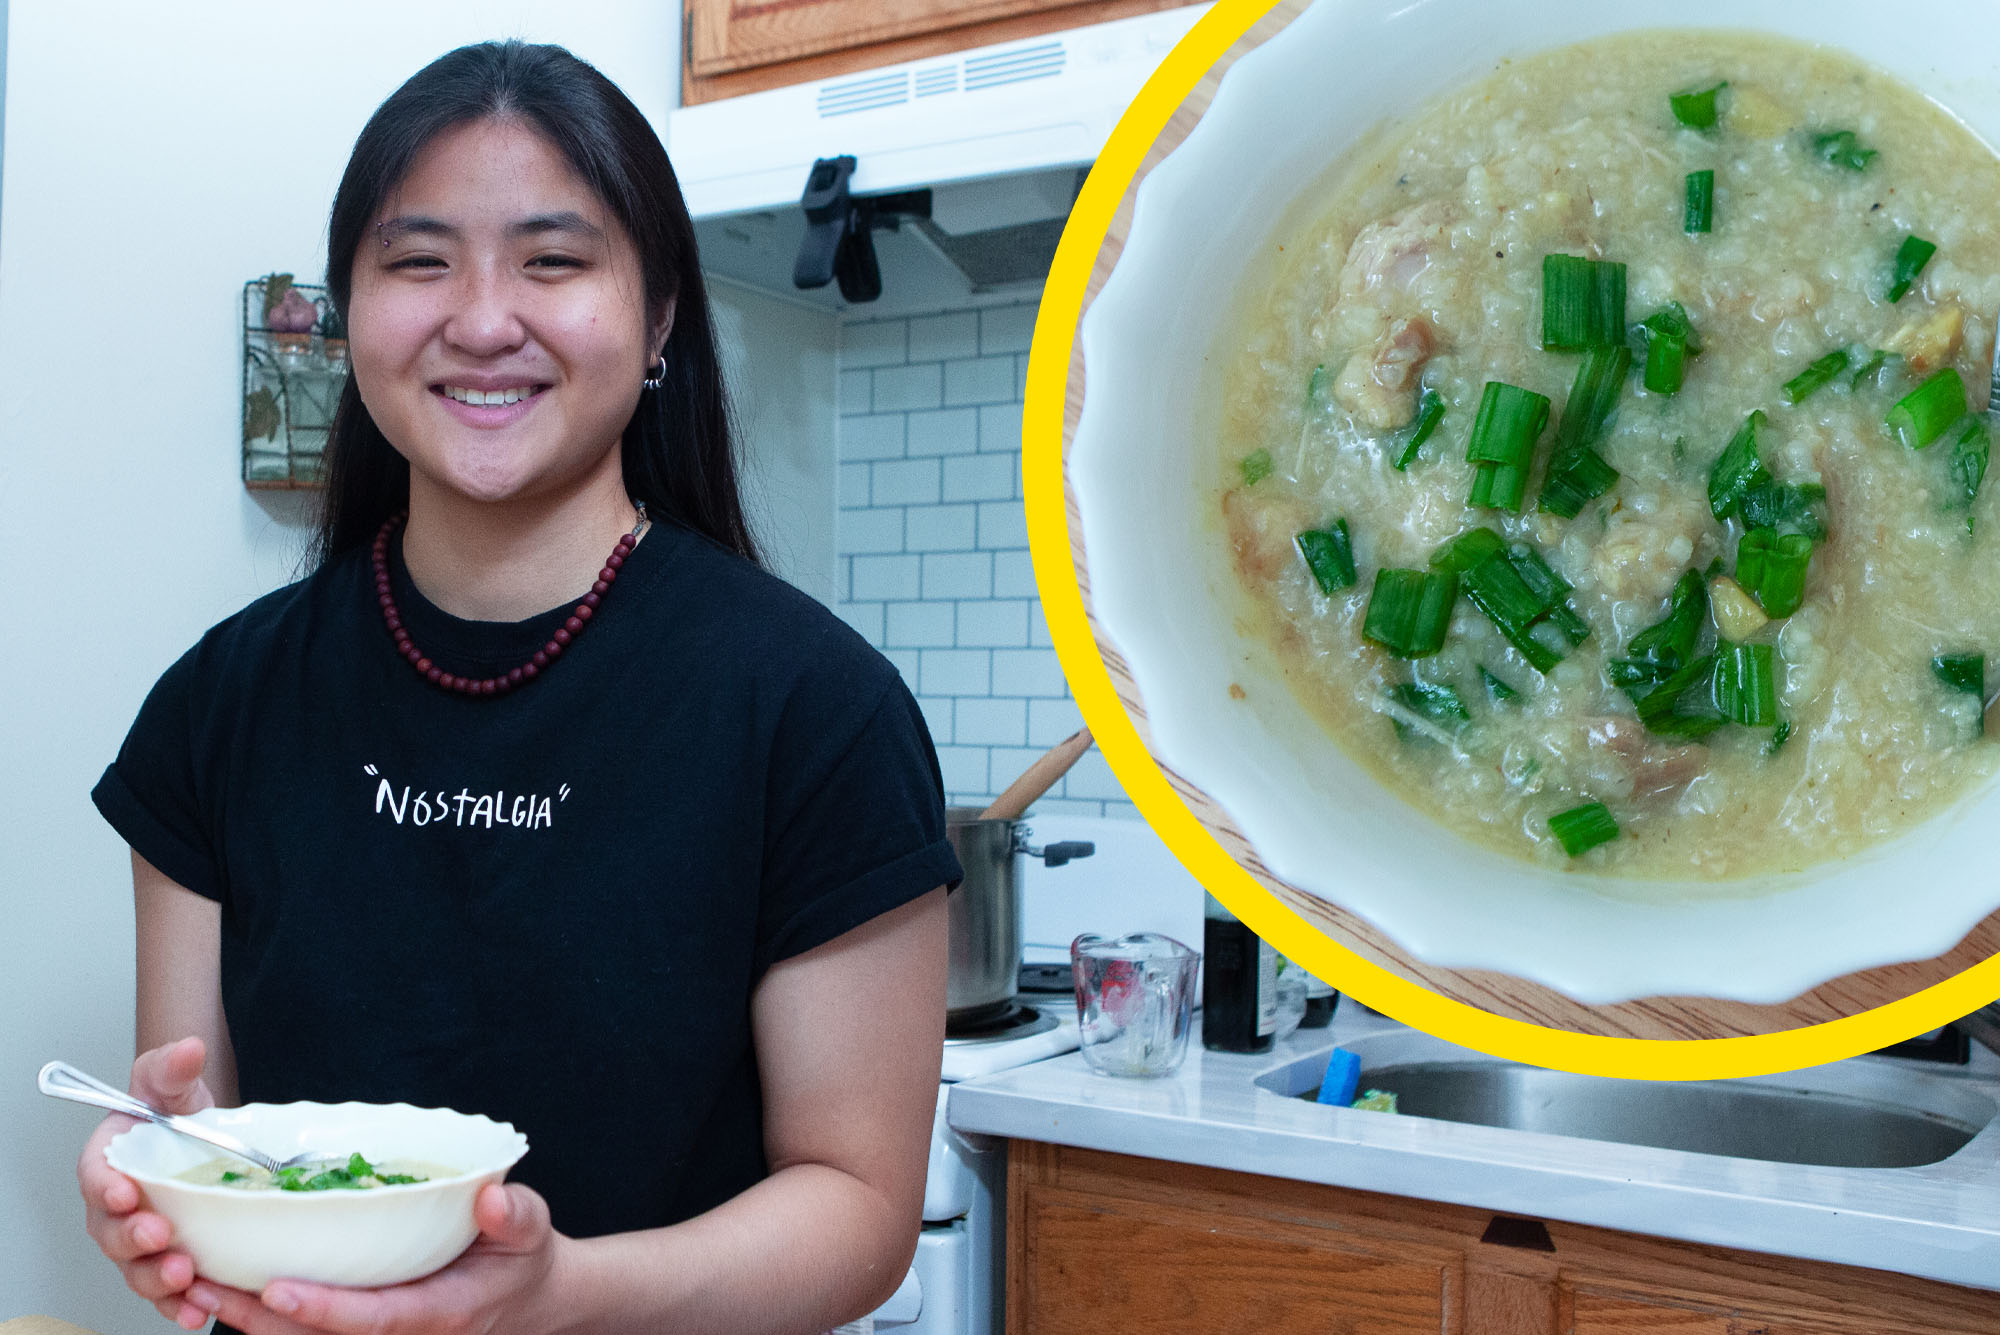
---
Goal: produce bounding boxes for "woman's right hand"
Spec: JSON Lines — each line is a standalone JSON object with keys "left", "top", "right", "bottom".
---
{"left": 78, "top": 1036, "right": 218, "bottom": 1330}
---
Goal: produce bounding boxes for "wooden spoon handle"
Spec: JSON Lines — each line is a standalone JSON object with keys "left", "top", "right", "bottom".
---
{"left": 980, "top": 728, "right": 1095, "bottom": 823}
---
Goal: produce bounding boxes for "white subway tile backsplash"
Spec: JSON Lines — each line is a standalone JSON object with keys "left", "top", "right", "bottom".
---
{"left": 906, "top": 408, "right": 979, "bottom": 456}
{"left": 838, "top": 462, "right": 873, "bottom": 509}
{"left": 1027, "top": 697, "right": 1085, "bottom": 746}
{"left": 871, "top": 457, "right": 942, "bottom": 506}
{"left": 921, "top": 552, "right": 993, "bottom": 601}
{"left": 977, "top": 402, "right": 1024, "bottom": 454}
{"left": 851, "top": 554, "right": 921, "bottom": 601}
{"left": 839, "top": 369, "right": 874, "bottom": 415}
{"left": 985, "top": 746, "right": 1047, "bottom": 794}
{"left": 944, "top": 355, "right": 1018, "bottom": 407}
{"left": 841, "top": 319, "right": 907, "bottom": 368}
{"left": 1023, "top": 796, "right": 1108, "bottom": 817}
{"left": 979, "top": 304, "right": 1038, "bottom": 355}
{"left": 886, "top": 601, "right": 956, "bottom": 648}
{"left": 874, "top": 363, "right": 944, "bottom": 413}
{"left": 954, "top": 697, "right": 1027, "bottom": 747}
{"left": 836, "top": 600, "right": 884, "bottom": 646}
{"left": 839, "top": 414, "right": 905, "bottom": 461}
{"left": 841, "top": 507, "right": 905, "bottom": 555}
{"left": 935, "top": 746, "right": 991, "bottom": 795}
{"left": 906, "top": 503, "right": 979, "bottom": 552}
{"left": 833, "top": 300, "right": 1130, "bottom": 817}
{"left": 942, "top": 452, "right": 1015, "bottom": 503}
{"left": 993, "top": 647, "right": 1067, "bottom": 697}
{"left": 919, "top": 649, "right": 991, "bottom": 696}
{"left": 976, "top": 500, "right": 1029, "bottom": 550}
{"left": 992, "top": 550, "right": 1037, "bottom": 598}
{"left": 1061, "top": 749, "right": 1129, "bottom": 802}
{"left": 907, "top": 311, "right": 979, "bottom": 362}
{"left": 956, "top": 599, "right": 1029, "bottom": 648}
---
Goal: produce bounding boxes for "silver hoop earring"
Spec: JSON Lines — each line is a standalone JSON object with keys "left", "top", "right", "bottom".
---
{"left": 642, "top": 356, "right": 667, "bottom": 390}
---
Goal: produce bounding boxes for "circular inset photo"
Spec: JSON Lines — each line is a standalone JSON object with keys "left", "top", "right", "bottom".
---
{"left": 1034, "top": 0, "right": 2000, "bottom": 1066}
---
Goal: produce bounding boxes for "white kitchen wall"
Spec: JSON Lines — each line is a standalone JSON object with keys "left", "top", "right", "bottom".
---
{"left": 0, "top": 4, "right": 681, "bottom": 1330}
{"left": 834, "top": 302, "right": 1138, "bottom": 816}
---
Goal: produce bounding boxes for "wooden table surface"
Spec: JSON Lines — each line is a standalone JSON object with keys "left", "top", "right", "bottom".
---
{"left": 1060, "top": 0, "right": 2000, "bottom": 1040}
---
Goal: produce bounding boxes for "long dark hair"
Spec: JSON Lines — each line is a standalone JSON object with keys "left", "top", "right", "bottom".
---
{"left": 309, "top": 40, "right": 759, "bottom": 569}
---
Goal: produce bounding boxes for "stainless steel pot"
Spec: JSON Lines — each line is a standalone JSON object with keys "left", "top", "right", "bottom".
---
{"left": 945, "top": 807, "right": 1094, "bottom": 1025}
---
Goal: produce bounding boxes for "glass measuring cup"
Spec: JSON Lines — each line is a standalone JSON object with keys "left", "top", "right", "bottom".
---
{"left": 1069, "top": 932, "right": 1199, "bottom": 1078}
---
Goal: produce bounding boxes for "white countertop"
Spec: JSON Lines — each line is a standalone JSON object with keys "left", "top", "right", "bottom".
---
{"left": 947, "top": 1001, "right": 2000, "bottom": 1293}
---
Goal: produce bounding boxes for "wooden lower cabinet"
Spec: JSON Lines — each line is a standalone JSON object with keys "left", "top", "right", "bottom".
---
{"left": 1006, "top": 1143, "right": 2000, "bottom": 1334}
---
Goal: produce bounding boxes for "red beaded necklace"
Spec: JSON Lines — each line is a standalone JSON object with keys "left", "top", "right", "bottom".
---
{"left": 371, "top": 504, "right": 648, "bottom": 697}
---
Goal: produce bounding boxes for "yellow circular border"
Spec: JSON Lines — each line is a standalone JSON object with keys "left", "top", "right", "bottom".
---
{"left": 1023, "top": 0, "right": 2000, "bottom": 1080}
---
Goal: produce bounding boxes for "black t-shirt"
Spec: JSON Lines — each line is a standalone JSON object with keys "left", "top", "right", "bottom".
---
{"left": 93, "top": 519, "right": 961, "bottom": 1240}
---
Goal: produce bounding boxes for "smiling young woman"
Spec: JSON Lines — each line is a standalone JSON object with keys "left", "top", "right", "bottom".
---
{"left": 79, "top": 41, "right": 960, "bottom": 1335}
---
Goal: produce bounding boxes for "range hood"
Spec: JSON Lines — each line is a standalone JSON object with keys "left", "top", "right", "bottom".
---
{"left": 670, "top": 5, "right": 1209, "bottom": 312}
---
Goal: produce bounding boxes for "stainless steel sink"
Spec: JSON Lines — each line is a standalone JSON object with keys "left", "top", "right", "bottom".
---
{"left": 1255, "top": 1043, "right": 1998, "bottom": 1168}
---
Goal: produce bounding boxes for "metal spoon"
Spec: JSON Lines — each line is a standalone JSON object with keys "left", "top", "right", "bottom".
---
{"left": 38, "top": 1060, "right": 322, "bottom": 1176}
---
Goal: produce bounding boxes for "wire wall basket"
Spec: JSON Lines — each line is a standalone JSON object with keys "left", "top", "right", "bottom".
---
{"left": 242, "top": 275, "right": 346, "bottom": 488}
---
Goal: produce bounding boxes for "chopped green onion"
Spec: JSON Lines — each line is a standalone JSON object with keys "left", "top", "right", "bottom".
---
{"left": 1508, "top": 543, "right": 1591, "bottom": 646}
{"left": 1712, "top": 642, "right": 1778, "bottom": 726}
{"left": 1707, "top": 410, "right": 1770, "bottom": 520}
{"left": 1394, "top": 389, "right": 1445, "bottom": 470}
{"left": 1295, "top": 521, "right": 1357, "bottom": 595}
{"left": 1549, "top": 802, "right": 1620, "bottom": 856}
{"left": 1810, "top": 129, "right": 1877, "bottom": 171}
{"left": 1645, "top": 331, "right": 1689, "bottom": 395}
{"left": 1767, "top": 718, "right": 1794, "bottom": 755}
{"left": 1850, "top": 349, "right": 1891, "bottom": 389}
{"left": 1482, "top": 666, "right": 1520, "bottom": 703}
{"left": 1684, "top": 170, "right": 1715, "bottom": 234}
{"left": 1538, "top": 448, "right": 1621, "bottom": 520}
{"left": 1362, "top": 568, "right": 1458, "bottom": 659}
{"left": 220, "top": 1170, "right": 244, "bottom": 1183}
{"left": 1639, "top": 302, "right": 1705, "bottom": 354}
{"left": 1634, "top": 653, "right": 1727, "bottom": 739}
{"left": 1783, "top": 350, "right": 1850, "bottom": 404}
{"left": 1933, "top": 653, "right": 1985, "bottom": 738}
{"left": 1887, "top": 368, "right": 1967, "bottom": 450}
{"left": 1636, "top": 302, "right": 1703, "bottom": 396}
{"left": 1933, "top": 652, "right": 1985, "bottom": 697}
{"left": 1307, "top": 363, "right": 1326, "bottom": 406}
{"left": 1735, "top": 528, "right": 1772, "bottom": 597}
{"left": 1669, "top": 81, "right": 1728, "bottom": 130}
{"left": 1950, "top": 416, "right": 1989, "bottom": 511}
{"left": 1609, "top": 570, "right": 1708, "bottom": 691}
{"left": 1430, "top": 530, "right": 1586, "bottom": 674}
{"left": 1739, "top": 480, "right": 1827, "bottom": 540}
{"left": 1240, "top": 449, "right": 1273, "bottom": 484}
{"left": 1466, "top": 381, "right": 1551, "bottom": 512}
{"left": 1738, "top": 528, "right": 1813, "bottom": 617}
{"left": 1388, "top": 682, "right": 1471, "bottom": 743}
{"left": 1539, "top": 345, "right": 1629, "bottom": 517}
{"left": 1885, "top": 234, "right": 1937, "bottom": 304}
{"left": 1542, "top": 255, "right": 1628, "bottom": 350}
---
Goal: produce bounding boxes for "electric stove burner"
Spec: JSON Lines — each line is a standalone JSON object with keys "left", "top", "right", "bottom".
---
{"left": 944, "top": 1002, "right": 1059, "bottom": 1045}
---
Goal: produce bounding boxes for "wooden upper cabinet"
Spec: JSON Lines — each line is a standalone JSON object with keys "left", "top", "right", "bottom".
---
{"left": 681, "top": 0, "right": 1198, "bottom": 105}
{"left": 689, "top": 0, "right": 1097, "bottom": 76}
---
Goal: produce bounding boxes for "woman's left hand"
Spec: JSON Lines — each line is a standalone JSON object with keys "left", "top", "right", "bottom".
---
{"left": 186, "top": 1182, "right": 566, "bottom": 1335}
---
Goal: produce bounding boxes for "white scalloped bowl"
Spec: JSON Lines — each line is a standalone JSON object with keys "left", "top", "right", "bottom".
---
{"left": 104, "top": 1102, "right": 528, "bottom": 1292}
{"left": 1073, "top": 0, "right": 2000, "bottom": 1004}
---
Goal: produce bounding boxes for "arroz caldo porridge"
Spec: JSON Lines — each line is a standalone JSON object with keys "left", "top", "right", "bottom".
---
{"left": 1218, "top": 30, "right": 2000, "bottom": 877}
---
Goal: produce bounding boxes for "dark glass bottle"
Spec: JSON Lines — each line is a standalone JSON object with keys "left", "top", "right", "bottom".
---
{"left": 1301, "top": 969, "right": 1338, "bottom": 1029}
{"left": 1202, "top": 893, "right": 1276, "bottom": 1053}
